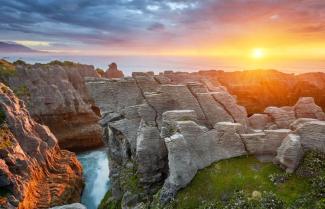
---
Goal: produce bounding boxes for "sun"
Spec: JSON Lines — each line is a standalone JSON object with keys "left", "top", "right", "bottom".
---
{"left": 251, "top": 48, "right": 265, "bottom": 59}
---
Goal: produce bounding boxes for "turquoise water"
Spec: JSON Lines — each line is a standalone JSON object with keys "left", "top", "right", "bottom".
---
{"left": 77, "top": 149, "right": 110, "bottom": 209}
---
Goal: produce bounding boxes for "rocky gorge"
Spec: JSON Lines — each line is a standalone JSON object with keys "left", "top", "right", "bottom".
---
{"left": 1, "top": 59, "right": 325, "bottom": 209}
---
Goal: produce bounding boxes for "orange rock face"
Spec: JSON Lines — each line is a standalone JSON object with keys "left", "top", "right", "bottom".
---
{"left": 104, "top": 63, "right": 124, "bottom": 78}
{"left": 0, "top": 84, "right": 83, "bottom": 209}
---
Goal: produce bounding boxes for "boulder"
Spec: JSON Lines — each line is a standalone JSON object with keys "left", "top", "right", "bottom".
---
{"left": 248, "top": 114, "right": 272, "bottom": 130}
{"left": 274, "top": 134, "right": 303, "bottom": 173}
{"left": 294, "top": 97, "right": 325, "bottom": 120}
{"left": 264, "top": 106, "right": 296, "bottom": 128}
{"left": 294, "top": 120, "right": 325, "bottom": 152}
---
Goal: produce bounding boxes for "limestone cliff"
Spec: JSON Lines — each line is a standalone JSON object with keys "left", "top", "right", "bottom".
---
{"left": 87, "top": 71, "right": 325, "bottom": 208}
{"left": 0, "top": 83, "right": 83, "bottom": 209}
{"left": 86, "top": 72, "right": 249, "bottom": 207}
{"left": 0, "top": 60, "right": 103, "bottom": 151}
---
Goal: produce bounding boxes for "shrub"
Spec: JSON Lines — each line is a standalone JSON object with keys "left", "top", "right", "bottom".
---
{"left": 96, "top": 68, "right": 105, "bottom": 77}
{"left": 269, "top": 173, "right": 290, "bottom": 185}
{"left": 48, "top": 60, "right": 76, "bottom": 67}
{"left": 0, "top": 60, "right": 16, "bottom": 85}
{"left": 311, "top": 176, "right": 325, "bottom": 198}
{"left": 315, "top": 198, "right": 325, "bottom": 209}
{"left": 224, "top": 190, "right": 256, "bottom": 209}
{"left": 13, "top": 85, "right": 30, "bottom": 98}
{"left": 296, "top": 151, "right": 325, "bottom": 178}
{"left": 13, "top": 60, "right": 26, "bottom": 65}
{"left": 260, "top": 191, "right": 284, "bottom": 209}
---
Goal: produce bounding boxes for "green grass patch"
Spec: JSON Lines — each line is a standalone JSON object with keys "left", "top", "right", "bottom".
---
{"left": 173, "top": 155, "right": 310, "bottom": 209}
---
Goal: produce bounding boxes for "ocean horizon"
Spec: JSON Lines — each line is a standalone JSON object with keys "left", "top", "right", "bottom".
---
{"left": 1, "top": 53, "right": 325, "bottom": 76}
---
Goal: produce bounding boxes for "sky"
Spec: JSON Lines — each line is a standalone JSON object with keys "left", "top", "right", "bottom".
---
{"left": 1, "top": 0, "right": 325, "bottom": 60}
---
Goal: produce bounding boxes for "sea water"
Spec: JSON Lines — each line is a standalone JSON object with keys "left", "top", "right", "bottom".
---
{"left": 77, "top": 149, "right": 110, "bottom": 209}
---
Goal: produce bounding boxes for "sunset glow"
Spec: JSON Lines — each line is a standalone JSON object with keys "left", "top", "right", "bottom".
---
{"left": 251, "top": 48, "right": 265, "bottom": 59}
{"left": 0, "top": 0, "right": 325, "bottom": 72}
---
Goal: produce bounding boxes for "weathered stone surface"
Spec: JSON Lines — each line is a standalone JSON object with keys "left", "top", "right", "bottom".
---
{"left": 161, "top": 121, "right": 246, "bottom": 202}
{"left": 212, "top": 91, "right": 248, "bottom": 127}
{"left": 195, "top": 93, "right": 234, "bottom": 127}
{"left": 241, "top": 129, "right": 291, "bottom": 157}
{"left": 294, "top": 97, "right": 325, "bottom": 120}
{"left": 294, "top": 120, "right": 325, "bottom": 152}
{"left": 50, "top": 203, "right": 87, "bottom": 209}
{"left": 264, "top": 106, "right": 296, "bottom": 129}
{"left": 159, "top": 85, "right": 206, "bottom": 122}
{"left": 104, "top": 62, "right": 124, "bottom": 78}
{"left": 289, "top": 118, "right": 317, "bottom": 130}
{"left": 136, "top": 120, "right": 167, "bottom": 191}
{"left": 274, "top": 134, "right": 303, "bottom": 173}
{"left": 160, "top": 110, "right": 198, "bottom": 138}
{"left": 5, "top": 61, "right": 103, "bottom": 151}
{"left": 134, "top": 74, "right": 159, "bottom": 93}
{"left": 0, "top": 84, "right": 83, "bottom": 209}
{"left": 248, "top": 114, "right": 272, "bottom": 130}
{"left": 86, "top": 78, "right": 144, "bottom": 113}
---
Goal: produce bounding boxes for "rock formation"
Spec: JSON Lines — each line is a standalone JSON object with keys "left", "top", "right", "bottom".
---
{"left": 104, "top": 63, "right": 124, "bottom": 79}
{"left": 1, "top": 60, "right": 103, "bottom": 151}
{"left": 0, "top": 83, "right": 83, "bottom": 209}
{"left": 86, "top": 70, "right": 325, "bottom": 208}
{"left": 86, "top": 72, "right": 250, "bottom": 207}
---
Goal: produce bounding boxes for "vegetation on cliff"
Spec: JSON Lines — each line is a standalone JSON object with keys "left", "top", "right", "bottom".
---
{"left": 152, "top": 153, "right": 325, "bottom": 209}
{"left": 100, "top": 153, "right": 324, "bottom": 209}
{"left": 0, "top": 60, "right": 16, "bottom": 85}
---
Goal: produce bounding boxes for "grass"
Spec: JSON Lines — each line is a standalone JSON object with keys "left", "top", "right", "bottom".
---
{"left": 172, "top": 155, "right": 310, "bottom": 209}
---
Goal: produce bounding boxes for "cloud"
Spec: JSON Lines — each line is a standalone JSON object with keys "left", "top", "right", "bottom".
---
{"left": 147, "top": 22, "right": 165, "bottom": 31}
{"left": 0, "top": 0, "right": 325, "bottom": 53}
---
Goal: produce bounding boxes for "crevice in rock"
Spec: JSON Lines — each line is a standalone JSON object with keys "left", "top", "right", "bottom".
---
{"left": 212, "top": 95, "right": 237, "bottom": 123}
{"left": 186, "top": 85, "right": 211, "bottom": 128}
{"left": 134, "top": 77, "right": 160, "bottom": 131}
{"left": 238, "top": 133, "right": 250, "bottom": 154}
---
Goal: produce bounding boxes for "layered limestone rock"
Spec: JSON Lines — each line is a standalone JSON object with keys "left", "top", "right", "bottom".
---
{"left": 0, "top": 84, "right": 83, "bottom": 209}
{"left": 3, "top": 61, "right": 103, "bottom": 151}
{"left": 274, "top": 134, "right": 303, "bottom": 173}
{"left": 86, "top": 69, "right": 325, "bottom": 207}
{"left": 86, "top": 73, "right": 250, "bottom": 207}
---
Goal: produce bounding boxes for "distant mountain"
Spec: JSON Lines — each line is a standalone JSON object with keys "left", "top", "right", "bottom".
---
{"left": 0, "top": 41, "right": 41, "bottom": 53}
